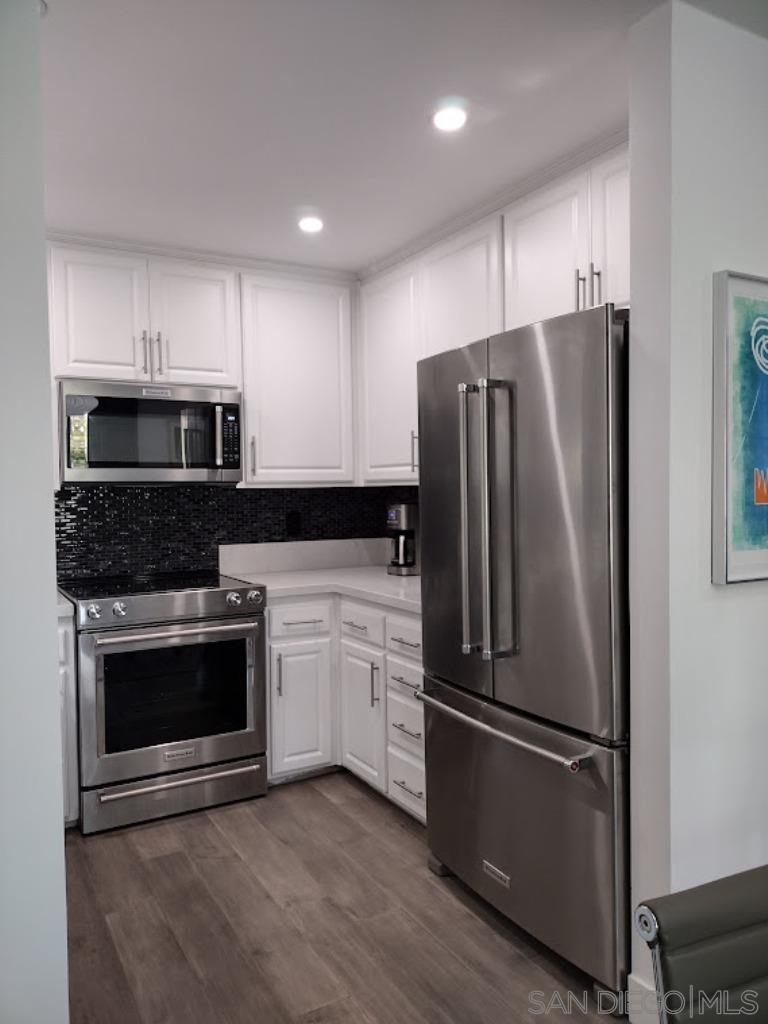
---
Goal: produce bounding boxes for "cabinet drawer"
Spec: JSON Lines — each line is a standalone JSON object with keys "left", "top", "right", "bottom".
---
{"left": 386, "top": 614, "right": 422, "bottom": 658}
{"left": 387, "top": 745, "right": 426, "bottom": 822}
{"left": 387, "top": 689, "right": 424, "bottom": 755}
{"left": 270, "top": 602, "right": 331, "bottom": 638}
{"left": 386, "top": 654, "right": 423, "bottom": 698}
{"left": 340, "top": 602, "right": 385, "bottom": 648}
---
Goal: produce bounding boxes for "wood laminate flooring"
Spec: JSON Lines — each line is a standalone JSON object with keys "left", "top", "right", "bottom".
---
{"left": 66, "top": 771, "right": 602, "bottom": 1024}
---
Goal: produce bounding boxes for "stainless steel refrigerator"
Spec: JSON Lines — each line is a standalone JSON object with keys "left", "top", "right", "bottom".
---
{"left": 416, "top": 304, "right": 628, "bottom": 993}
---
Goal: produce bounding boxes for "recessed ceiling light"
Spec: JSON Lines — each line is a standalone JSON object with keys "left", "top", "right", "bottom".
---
{"left": 298, "top": 216, "right": 323, "bottom": 234}
{"left": 432, "top": 105, "right": 468, "bottom": 132}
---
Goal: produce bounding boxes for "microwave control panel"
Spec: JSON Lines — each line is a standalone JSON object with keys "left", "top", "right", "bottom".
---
{"left": 222, "top": 407, "right": 241, "bottom": 467}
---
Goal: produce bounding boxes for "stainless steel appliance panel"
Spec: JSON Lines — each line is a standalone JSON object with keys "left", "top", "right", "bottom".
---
{"left": 80, "top": 755, "right": 267, "bottom": 834}
{"left": 488, "top": 306, "right": 627, "bottom": 739}
{"left": 421, "top": 677, "right": 628, "bottom": 992}
{"left": 78, "top": 616, "right": 265, "bottom": 786}
{"left": 417, "top": 339, "right": 493, "bottom": 697}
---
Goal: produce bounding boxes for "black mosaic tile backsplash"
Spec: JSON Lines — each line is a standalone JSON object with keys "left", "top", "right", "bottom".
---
{"left": 55, "top": 485, "right": 418, "bottom": 580}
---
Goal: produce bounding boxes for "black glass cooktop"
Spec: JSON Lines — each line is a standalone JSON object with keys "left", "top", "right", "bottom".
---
{"left": 58, "top": 572, "right": 246, "bottom": 601}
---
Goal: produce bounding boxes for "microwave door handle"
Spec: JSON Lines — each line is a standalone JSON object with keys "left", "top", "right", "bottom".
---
{"left": 214, "top": 405, "right": 224, "bottom": 467}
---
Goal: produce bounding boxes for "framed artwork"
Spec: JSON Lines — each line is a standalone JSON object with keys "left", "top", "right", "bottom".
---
{"left": 713, "top": 270, "right": 768, "bottom": 583}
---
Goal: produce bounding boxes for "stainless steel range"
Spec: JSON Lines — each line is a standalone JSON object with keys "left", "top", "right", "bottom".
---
{"left": 58, "top": 572, "right": 267, "bottom": 834}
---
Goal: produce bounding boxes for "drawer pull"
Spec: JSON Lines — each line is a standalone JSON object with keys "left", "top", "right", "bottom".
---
{"left": 391, "top": 674, "right": 421, "bottom": 692}
{"left": 392, "top": 721, "right": 422, "bottom": 741}
{"left": 283, "top": 619, "right": 324, "bottom": 626}
{"left": 393, "top": 778, "right": 424, "bottom": 801}
{"left": 342, "top": 619, "right": 368, "bottom": 632}
{"left": 391, "top": 635, "right": 420, "bottom": 649}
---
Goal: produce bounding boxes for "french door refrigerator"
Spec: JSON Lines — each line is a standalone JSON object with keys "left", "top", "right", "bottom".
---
{"left": 416, "top": 304, "right": 628, "bottom": 993}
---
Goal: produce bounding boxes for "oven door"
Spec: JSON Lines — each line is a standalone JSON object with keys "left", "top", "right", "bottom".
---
{"left": 60, "top": 379, "right": 242, "bottom": 484}
{"left": 78, "top": 617, "right": 265, "bottom": 787}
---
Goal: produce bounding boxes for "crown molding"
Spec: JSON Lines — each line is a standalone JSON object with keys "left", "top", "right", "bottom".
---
{"left": 357, "top": 125, "right": 629, "bottom": 281}
{"left": 45, "top": 230, "right": 357, "bottom": 285}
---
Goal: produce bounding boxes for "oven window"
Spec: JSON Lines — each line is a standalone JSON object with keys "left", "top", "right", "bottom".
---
{"left": 67, "top": 396, "right": 216, "bottom": 468}
{"left": 102, "top": 638, "right": 248, "bottom": 753}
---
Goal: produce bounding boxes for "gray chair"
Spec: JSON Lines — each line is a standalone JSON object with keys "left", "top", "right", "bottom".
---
{"left": 635, "top": 865, "right": 768, "bottom": 1022}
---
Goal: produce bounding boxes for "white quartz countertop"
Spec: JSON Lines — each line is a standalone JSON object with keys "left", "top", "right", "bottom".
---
{"left": 229, "top": 566, "right": 421, "bottom": 614}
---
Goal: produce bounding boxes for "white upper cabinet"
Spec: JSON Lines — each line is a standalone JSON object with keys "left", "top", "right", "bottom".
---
{"left": 359, "top": 263, "right": 421, "bottom": 483}
{"left": 49, "top": 245, "right": 242, "bottom": 386}
{"left": 241, "top": 274, "right": 353, "bottom": 485}
{"left": 49, "top": 246, "right": 150, "bottom": 381}
{"left": 421, "top": 217, "right": 503, "bottom": 357}
{"left": 503, "top": 171, "right": 590, "bottom": 330}
{"left": 589, "top": 148, "right": 630, "bottom": 309}
{"left": 148, "top": 260, "right": 241, "bottom": 387}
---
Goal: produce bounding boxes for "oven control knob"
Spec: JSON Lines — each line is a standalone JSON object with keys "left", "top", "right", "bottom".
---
{"left": 112, "top": 601, "right": 128, "bottom": 618}
{"left": 247, "top": 589, "right": 263, "bottom": 605}
{"left": 86, "top": 603, "right": 102, "bottom": 620}
{"left": 226, "top": 591, "right": 243, "bottom": 607}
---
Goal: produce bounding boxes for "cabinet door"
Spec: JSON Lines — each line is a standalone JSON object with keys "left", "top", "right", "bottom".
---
{"left": 589, "top": 149, "right": 630, "bottom": 308}
{"left": 270, "top": 638, "right": 332, "bottom": 777}
{"left": 421, "top": 218, "right": 502, "bottom": 357}
{"left": 49, "top": 246, "right": 149, "bottom": 380}
{"left": 360, "top": 264, "right": 421, "bottom": 483}
{"left": 242, "top": 275, "right": 354, "bottom": 484}
{"left": 340, "top": 640, "right": 386, "bottom": 791}
{"left": 148, "top": 260, "right": 241, "bottom": 386}
{"left": 503, "top": 172, "right": 590, "bottom": 329}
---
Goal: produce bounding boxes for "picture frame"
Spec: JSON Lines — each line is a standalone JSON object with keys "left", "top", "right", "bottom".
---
{"left": 713, "top": 269, "right": 768, "bottom": 583}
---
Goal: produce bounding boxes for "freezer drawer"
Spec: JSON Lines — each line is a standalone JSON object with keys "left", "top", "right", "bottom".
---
{"left": 421, "top": 678, "right": 628, "bottom": 992}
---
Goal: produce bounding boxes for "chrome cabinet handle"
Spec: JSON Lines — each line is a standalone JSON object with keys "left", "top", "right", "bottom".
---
{"left": 574, "top": 268, "right": 587, "bottom": 311}
{"left": 214, "top": 404, "right": 224, "bottom": 467}
{"left": 141, "top": 330, "right": 149, "bottom": 375}
{"left": 276, "top": 652, "right": 283, "bottom": 696}
{"left": 392, "top": 721, "right": 422, "bottom": 740}
{"left": 391, "top": 635, "right": 420, "bottom": 649}
{"left": 391, "top": 674, "right": 421, "bottom": 692}
{"left": 478, "top": 378, "right": 508, "bottom": 661}
{"left": 98, "top": 763, "right": 261, "bottom": 804}
{"left": 155, "top": 331, "right": 164, "bottom": 374}
{"left": 393, "top": 778, "right": 423, "bottom": 800}
{"left": 283, "top": 619, "right": 324, "bottom": 626}
{"left": 94, "top": 622, "right": 256, "bottom": 646}
{"left": 410, "top": 429, "right": 419, "bottom": 472}
{"left": 369, "top": 662, "right": 380, "bottom": 707}
{"left": 458, "top": 383, "right": 479, "bottom": 655}
{"left": 250, "top": 436, "right": 256, "bottom": 477}
{"left": 416, "top": 691, "right": 591, "bottom": 774}
{"left": 342, "top": 619, "right": 368, "bottom": 632}
{"left": 589, "top": 262, "right": 602, "bottom": 305}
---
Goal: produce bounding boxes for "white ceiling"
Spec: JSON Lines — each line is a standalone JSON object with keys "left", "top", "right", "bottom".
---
{"left": 41, "top": 0, "right": 660, "bottom": 274}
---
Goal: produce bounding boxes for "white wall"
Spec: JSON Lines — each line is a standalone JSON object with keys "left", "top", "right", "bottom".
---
{"left": 629, "top": 0, "right": 768, "bottom": 1009}
{"left": 0, "top": 2, "right": 70, "bottom": 1022}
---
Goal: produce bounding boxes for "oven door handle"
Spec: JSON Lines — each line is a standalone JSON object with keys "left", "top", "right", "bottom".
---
{"left": 93, "top": 622, "right": 256, "bottom": 647}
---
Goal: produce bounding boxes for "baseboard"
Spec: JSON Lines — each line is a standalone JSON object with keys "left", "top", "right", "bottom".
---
{"left": 628, "top": 972, "right": 658, "bottom": 1024}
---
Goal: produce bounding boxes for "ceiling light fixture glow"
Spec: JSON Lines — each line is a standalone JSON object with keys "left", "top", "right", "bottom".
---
{"left": 298, "top": 215, "right": 323, "bottom": 234}
{"left": 432, "top": 105, "right": 468, "bottom": 132}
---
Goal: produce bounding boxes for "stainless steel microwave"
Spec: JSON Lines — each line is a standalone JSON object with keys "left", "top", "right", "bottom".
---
{"left": 59, "top": 380, "right": 242, "bottom": 484}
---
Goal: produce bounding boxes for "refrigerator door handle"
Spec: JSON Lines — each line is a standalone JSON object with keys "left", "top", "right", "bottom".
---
{"left": 416, "top": 691, "right": 591, "bottom": 774}
{"left": 478, "top": 378, "right": 510, "bottom": 661}
{"left": 458, "top": 383, "right": 480, "bottom": 654}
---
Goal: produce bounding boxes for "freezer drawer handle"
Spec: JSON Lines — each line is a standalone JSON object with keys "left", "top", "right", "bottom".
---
{"left": 458, "top": 383, "right": 480, "bottom": 654}
{"left": 393, "top": 778, "right": 424, "bottom": 800}
{"left": 416, "top": 691, "right": 591, "bottom": 774}
{"left": 97, "top": 764, "right": 261, "bottom": 804}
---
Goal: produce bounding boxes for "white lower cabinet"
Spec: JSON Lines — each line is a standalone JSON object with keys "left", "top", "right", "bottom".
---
{"left": 387, "top": 745, "right": 427, "bottom": 822}
{"left": 270, "top": 638, "right": 333, "bottom": 777}
{"left": 339, "top": 639, "right": 386, "bottom": 792}
{"left": 58, "top": 613, "right": 79, "bottom": 825}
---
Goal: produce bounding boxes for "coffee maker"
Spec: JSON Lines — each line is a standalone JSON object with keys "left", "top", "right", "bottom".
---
{"left": 386, "top": 503, "right": 419, "bottom": 576}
